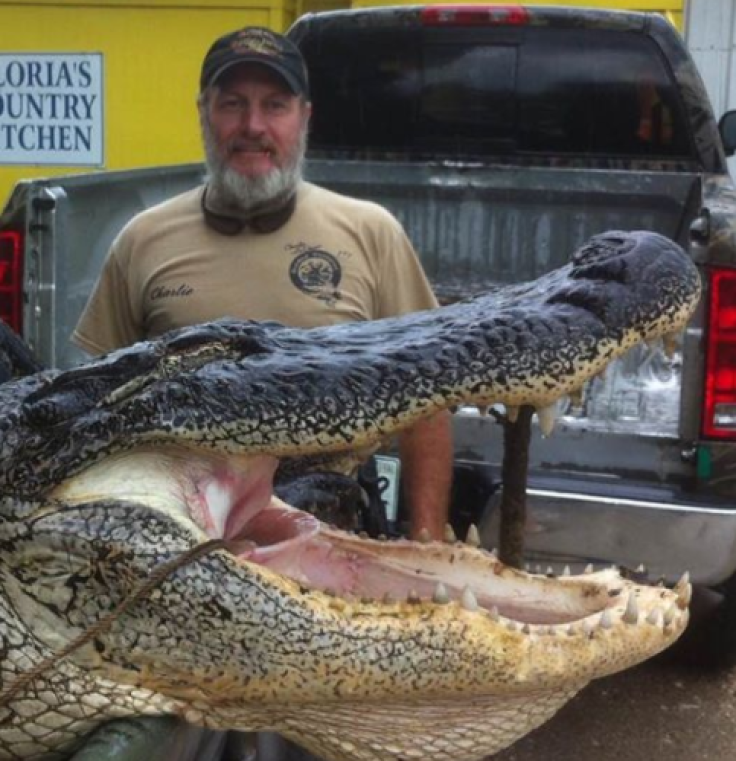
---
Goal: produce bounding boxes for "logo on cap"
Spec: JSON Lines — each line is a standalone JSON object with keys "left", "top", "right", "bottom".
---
{"left": 230, "top": 28, "right": 283, "bottom": 58}
{"left": 200, "top": 26, "right": 309, "bottom": 95}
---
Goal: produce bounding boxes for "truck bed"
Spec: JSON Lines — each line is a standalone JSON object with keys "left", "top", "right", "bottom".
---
{"left": 306, "top": 157, "right": 701, "bottom": 303}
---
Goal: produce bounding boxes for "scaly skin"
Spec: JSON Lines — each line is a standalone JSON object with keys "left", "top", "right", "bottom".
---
{"left": 0, "top": 231, "right": 699, "bottom": 760}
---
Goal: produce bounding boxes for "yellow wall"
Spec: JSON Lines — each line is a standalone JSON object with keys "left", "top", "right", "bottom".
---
{"left": 347, "top": 1, "right": 684, "bottom": 31}
{"left": 0, "top": 0, "right": 298, "bottom": 206}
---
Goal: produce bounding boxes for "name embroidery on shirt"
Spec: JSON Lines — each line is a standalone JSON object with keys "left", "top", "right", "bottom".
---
{"left": 150, "top": 284, "right": 194, "bottom": 301}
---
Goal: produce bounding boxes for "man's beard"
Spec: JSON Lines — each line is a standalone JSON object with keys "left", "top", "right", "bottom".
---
{"left": 200, "top": 113, "right": 307, "bottom": 213}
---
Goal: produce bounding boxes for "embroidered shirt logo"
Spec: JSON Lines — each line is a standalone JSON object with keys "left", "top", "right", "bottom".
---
{"left": 289, "top": 246, "right": 342, "bottom": 306}
{"left": 150, "top": 284, "right": 194, "bottom": 301}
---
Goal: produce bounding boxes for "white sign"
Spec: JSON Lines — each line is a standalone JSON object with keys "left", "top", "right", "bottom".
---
{"left": 0, "top": 53, "right": 104, "bottom": 166}
{"left": 374, "top": 455, "right": 401, "bottom": 522}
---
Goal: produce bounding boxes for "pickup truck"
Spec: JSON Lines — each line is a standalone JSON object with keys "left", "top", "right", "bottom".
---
{"left": 2, "top": 4, "right": 736, "bottom": 665}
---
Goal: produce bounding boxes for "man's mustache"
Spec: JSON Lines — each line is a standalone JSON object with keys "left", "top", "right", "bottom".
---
{"left": 227, "top": 141, "right": 276, "bottom": 155}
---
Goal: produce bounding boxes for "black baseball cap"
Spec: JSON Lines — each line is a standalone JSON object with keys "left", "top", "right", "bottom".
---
{"left": 200, "top": 26, "right": 309, "bottom": 96}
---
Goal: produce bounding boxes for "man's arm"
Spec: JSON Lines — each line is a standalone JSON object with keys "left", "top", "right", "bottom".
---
{"left": 398, "top": 411, "right": 453, "bottom": 541}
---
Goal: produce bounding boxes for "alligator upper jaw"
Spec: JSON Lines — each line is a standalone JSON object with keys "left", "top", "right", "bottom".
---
{"left": 0, "top": 229, "right": 702, "bottom": 502}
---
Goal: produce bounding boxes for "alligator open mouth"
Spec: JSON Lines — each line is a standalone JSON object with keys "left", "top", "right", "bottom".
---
{"left": 50, "top": 443, "right": 691, "bottom": 634}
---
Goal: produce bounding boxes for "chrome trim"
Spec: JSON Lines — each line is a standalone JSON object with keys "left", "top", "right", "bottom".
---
{"left": 528, "top": 488, "right": 733, "bottom": 515}
{"left": 480, "top": 487, "right": 736, "bottom": 587}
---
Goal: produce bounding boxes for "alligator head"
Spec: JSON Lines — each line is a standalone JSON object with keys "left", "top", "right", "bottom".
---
{"left": 0, "top": 231, "right": 700, "bottom": 760}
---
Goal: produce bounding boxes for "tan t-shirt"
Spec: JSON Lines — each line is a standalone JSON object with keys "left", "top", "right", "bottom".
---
{"left": 73, "top": 182, "right": 438, "bottom": 354}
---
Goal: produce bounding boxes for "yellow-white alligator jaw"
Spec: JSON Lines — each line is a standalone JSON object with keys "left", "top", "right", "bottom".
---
{"left": 166, "top": 534, "right": 690, "bottom": 761}
{"left": 0, "top": 472, "right": 691, "bottom": 761}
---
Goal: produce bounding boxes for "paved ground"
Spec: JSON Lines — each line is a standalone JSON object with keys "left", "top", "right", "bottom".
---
{"left": 494, "top": 654, "right": 736, "bottom": 761}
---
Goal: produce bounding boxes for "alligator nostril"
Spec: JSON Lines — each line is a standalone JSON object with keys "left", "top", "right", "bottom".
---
{"left": 571, "top": 230, "right": 637, "bottom": 266}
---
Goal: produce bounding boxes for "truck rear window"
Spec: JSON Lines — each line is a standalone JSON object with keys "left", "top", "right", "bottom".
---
{"left": 298, "top": 26, "right": 692, "bottom": 161}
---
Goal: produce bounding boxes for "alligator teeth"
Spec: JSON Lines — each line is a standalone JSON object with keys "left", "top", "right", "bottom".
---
{"left": 460, "top": 585, "right": 479, "bottom": 612}
{"left": 568, "top": 386, "right": 584, "bottom": 407}
{"left": 663, "top": 603, "right": 678, "bottom": 627}
{"left": 600, "top": 610, "right": 613, "bottom": 630}
{"left": 407, "top": 590, "right": 421, "bottom": 604}
{"left": 582, "top": 619, "right": 595, "bottom": 636}
{"left": 382, "top": 592, "right": 395, "bottom": 604}
{"left": 477, "top": 405, "right": 489, "bottom": 417}
{"left": 674, "top": 572, "right": 692, "bottom": 609}
{"left": 646, "top": 608, "right": 662, "bottom": 626}
{"left": 562, "top": 565, "right": 571, "bottom": 576}
{"left": 585, "top": 564, "right": 595, "bottom": 574}
{"left": 521, "top": 623, "right": 531, "bottom": 634}
{"left": 677, "top": 583, "right": 692, "bottom": 609}
{"left": 546, "top": 566, "right": 555, "bottom": 577}
{"left": 622, "top": 594, "right": 639, "bottom": 625}
{"left": 536, "top": 403, "right": 557, "bottom": 437}
{"left": 417, "top": 528, "right": 432, "bottom": 544}
{"left": 465, "top": 523, "right": 481, "bottom": 547}
{"left": 663, "top": 331, "right": 680, "bottom": 358}
{"left": 505, "top": 404, "right": 519, "bottom": 423}
{"left": 433, "top": 582, "right": 450, "bottom": 605}
{"left": 636, "top": 563, "right": 647, "bottom": 575}
{"left": 488, "top": 606, "right": 500, "bottom": 622}
{"left": 444, "top": 523, "right": 457, "bottom": 543}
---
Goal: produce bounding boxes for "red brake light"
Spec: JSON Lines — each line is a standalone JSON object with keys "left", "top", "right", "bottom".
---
{"left": 703, "top": 267, "right": 736, "bottom": 439}
{"left": 421, "top": 5, "right": 530, "bottom": 26}
{"left": 0, "top": 230, "right": 23, "bottom": 334}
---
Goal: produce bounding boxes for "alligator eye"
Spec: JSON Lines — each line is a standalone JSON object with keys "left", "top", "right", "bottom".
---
{"left": 22, "top": 397, "right": 61, "bottom": 427}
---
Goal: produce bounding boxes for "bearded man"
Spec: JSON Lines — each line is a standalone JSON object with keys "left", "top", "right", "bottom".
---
{"left": 73, "top": 26, "right": 452, "bottom": 544}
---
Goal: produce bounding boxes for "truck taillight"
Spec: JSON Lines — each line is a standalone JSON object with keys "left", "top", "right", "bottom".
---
{"left": 0, "top": 230, "right": 23, "bottom": 334}
{"left": 703, "top": 267, "right": 736, "bottom": 439}
{"left": 421, "top": 5, "right": 529, "bottom": 26}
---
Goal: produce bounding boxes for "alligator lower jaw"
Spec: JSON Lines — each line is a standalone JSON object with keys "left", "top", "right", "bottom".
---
{"left": 49, "top": 444, "right": 691, "bottom": 636}
{"left": 229, "top": 498, "right": 692, "bottom": 631}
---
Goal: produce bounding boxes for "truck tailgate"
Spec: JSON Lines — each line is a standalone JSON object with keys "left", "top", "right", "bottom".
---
{"left": 305, "top": 158, "right": 701, "bottom": 303}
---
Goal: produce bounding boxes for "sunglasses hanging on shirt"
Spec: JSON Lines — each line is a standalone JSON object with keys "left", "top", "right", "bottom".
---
{"left": 201, "top": 186, "right": 296, "bottom": 235}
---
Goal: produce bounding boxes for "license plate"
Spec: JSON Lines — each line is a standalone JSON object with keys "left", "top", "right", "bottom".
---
{"left": 374, "top": 455, "right": 401, "bottom": 522}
